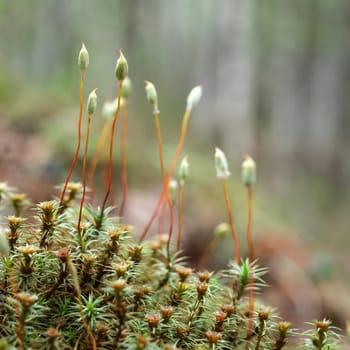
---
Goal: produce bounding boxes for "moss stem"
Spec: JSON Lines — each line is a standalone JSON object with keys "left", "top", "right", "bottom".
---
{"left": 119, "top": 100, "right": 129, "bottom": 217}
{"left": 154, "top": 112, "right": 173, "bottom": 257}
{"left": 139, "top": 110, "right": 191, "bottom": 242}
{"left": 222, "top": 178, "right": 240, "bottom": 264}
{"left": 176, "top": 182, "right": 185, "bottom": 252}
{"left": 88, "top": 120, "right": 112, "bottom": 203}
{"left": 246, "top": 185, "right": 255, "bottom": 341}
{"left": 77, "top": 114, "right": 92, "bottom": 243}
{"left": 59, "top": 70, "right": 85, "bottom": 211}
{"left": 99, "top": 81, "right": 123, "bottom": 225}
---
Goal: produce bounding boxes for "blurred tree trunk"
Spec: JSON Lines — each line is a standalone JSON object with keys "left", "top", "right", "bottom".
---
{"left": 205, "top": 0, "right": 254, "bottom": 156}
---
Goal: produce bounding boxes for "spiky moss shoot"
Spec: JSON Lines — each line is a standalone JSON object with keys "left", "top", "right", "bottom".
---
{"left": 0, "top": 193, "right": 341, "bottom": 349}
{"left": 10, "top": 193, "right": 29, "bottom": 217}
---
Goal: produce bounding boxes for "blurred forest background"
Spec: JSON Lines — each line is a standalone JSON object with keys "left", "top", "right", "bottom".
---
{"left": 0, "top": 0, "right": 350, "bottom": 329}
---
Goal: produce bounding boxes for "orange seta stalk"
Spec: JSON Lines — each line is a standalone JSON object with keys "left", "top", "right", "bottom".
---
{"left": 155, "top": 113, "right": 168, "bottom": 237}
{"left": 119, "top": 100, "right": 129, "bottom": 217}
{"left": 176, "top": 182, "right": 184, "bottom": 251}
{"left": 59, "top": 70, "right": 85, "bottom": 211}
{"left": 99, "top": 82, "right": 123, "bottom": 221}
{"left": 246, "top": 186, "right": 254, "bottom": 263}
{"left": 158, "top": 201, "right": 166, "bottom": 236}
{"left": 222, "top": 178, "right": 240, "bottom": 264}
{"left": 88, "top": 119, "right": 112, "bottom": 203}
{"left": 77, "top": 114, "right": 91, "bottom": 240}
{"left": 246, "top": 185, "right": 255, "bottom": 342}
{"left": 154, "top": 113, "right": 174, "bottom": 255}
{"left": 154, "top": 113, "right": 167, "bottom": 188}
{"left": 166, "top": 196, "right": 174, "bottom": 256}
{"left": 139, "top": 110, "right": 191, "bottom": 243}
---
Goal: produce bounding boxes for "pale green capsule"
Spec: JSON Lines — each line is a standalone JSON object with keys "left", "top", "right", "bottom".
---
{"left": 179, "top": 156, "right": 189, "bottom": 185}
{"left": 115, "top": 50, "right": 128, "bottom": 81}
{"left": 242, "top": 155, "right": 256, "bottom": 187}
{"left": 186, "top": 85, "right": 202, "bottom": 112}
{"left": 78, "top": 43, "right": 89, "bottom": 70}
{"left": 87, "top": 88, "right": 98, "bottom": 115}
{"left": 214, "top": 148, "right": 231, "bottom": 179}
{"left": 214, "top": 222, "right": 230, "bottom": 238}
{"left": 122, "top": 77, "right": 132, "bottom": 99}
{"left": 145, "top": 81, "right": 158, "bottom": 106}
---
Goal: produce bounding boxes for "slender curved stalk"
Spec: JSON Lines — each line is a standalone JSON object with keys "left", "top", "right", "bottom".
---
{"left": 88, "top": 120, "right": 112, "bottom": 203}
{"left": 154, "top": 113, "right": 167, "bottom": 187}
{"left": 154, "top": 113, "right": 173, "bottom": 256}
{"left": 176, "top": 182, "right": 185, "bottom": 251}
{"left": 222, "top": 179, "right": 240, "bottom": 264}
{"left": 99, "top": 82, "right": 123, "bottom": 223}
{"left": 119, "top": 101, "right": 129, "bottom": 216}
{"left": 59, "top": 70, "right": 85, "bottom": 210}
{"left": 139, "top": 110, "right": 191, "bottom": 242}
{"left": 155, "top": 112, "right": 167, "bottom": 236}
{"left": 139, "top": 193, "right": 163, "bottom": 242}
{"left": 246, "top": 186, "right": 254, "bottom": 262}
{"left": 168, "top": 110, "right": 191, "bottom": 178}
{"left": 246, "top": 186, "right": 255, "bottom": 342}
{"left": 77, "top": 115, "right": 91, "bottom": 243}
{"left": 158, "top": 200, "right": 166, "bottom": 236}
{"left": 165, "top": 201, "right": 174, "bottom": 257}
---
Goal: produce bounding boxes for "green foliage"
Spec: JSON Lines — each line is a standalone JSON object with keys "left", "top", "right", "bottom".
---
{"left": 0, "top": 193, "right": 342, "bottom": 348}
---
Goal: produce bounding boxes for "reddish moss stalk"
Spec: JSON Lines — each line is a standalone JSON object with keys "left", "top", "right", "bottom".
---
{"left": 246, "top": 186, "right": 255, "bottom": 341}
{"left": 119, "top": 100, "right": 129, "bottom": 217}
{"left": 246, "top": 186, "right": 254, "bottom": 263}
{"left": 88, "top": 120, "right": 112, "bottom": 203}
{"left": 222, "top": 179, "right": 240, "bottom": 264}
{"left": 100, "top": 82, "right": 123, "bottom": 222}
{"left": 176, "top": 182, "right": 185, "bottom": 251}
{"left": 158, "top": 201, "right": 166, "bottom": 236}
{"left": 59, "top": 70, "right": 85, "bottom": 210}
{"left": 154, "top": 112, "right": 173, "bottom": 256}
{"left": 139, "top": 110, "right": 191, "bottom": 243}
{"left": 77, "top": 114, "right": 92, "bottom": 241}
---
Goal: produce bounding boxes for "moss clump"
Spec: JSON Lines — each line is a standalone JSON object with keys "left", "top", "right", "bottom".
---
{"left": 0, "top": 44, "right": 342, "bottom": 350}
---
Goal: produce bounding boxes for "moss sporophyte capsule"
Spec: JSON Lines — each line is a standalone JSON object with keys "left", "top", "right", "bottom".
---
{"left": 122, "top": 76, "right": 132, "bottom": 99}
{"left": 78, "top": 43, "right": 89, "bottom": 70}
{"left": 179, "top": 156, "right": 189, "bottom": 184}
{"left": 242, "top": 155, "right": 256, "bottom": 187}
{"left": 115, "top": 50, "right": 128, "bottom": 81}
{"left": 215, "top": 147, "right": 231, "bottom": 180}
{"left": 186, "top": 85, "right": 202, "bottom": 112}
{"left": 87, "top": 88, "right": 98, "bottom": 115}
{"left": 145, "top": 80, "right": 157, "bottom": 104}
{"left": 144, "top": 80, "right": 159, "bottom": 114}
